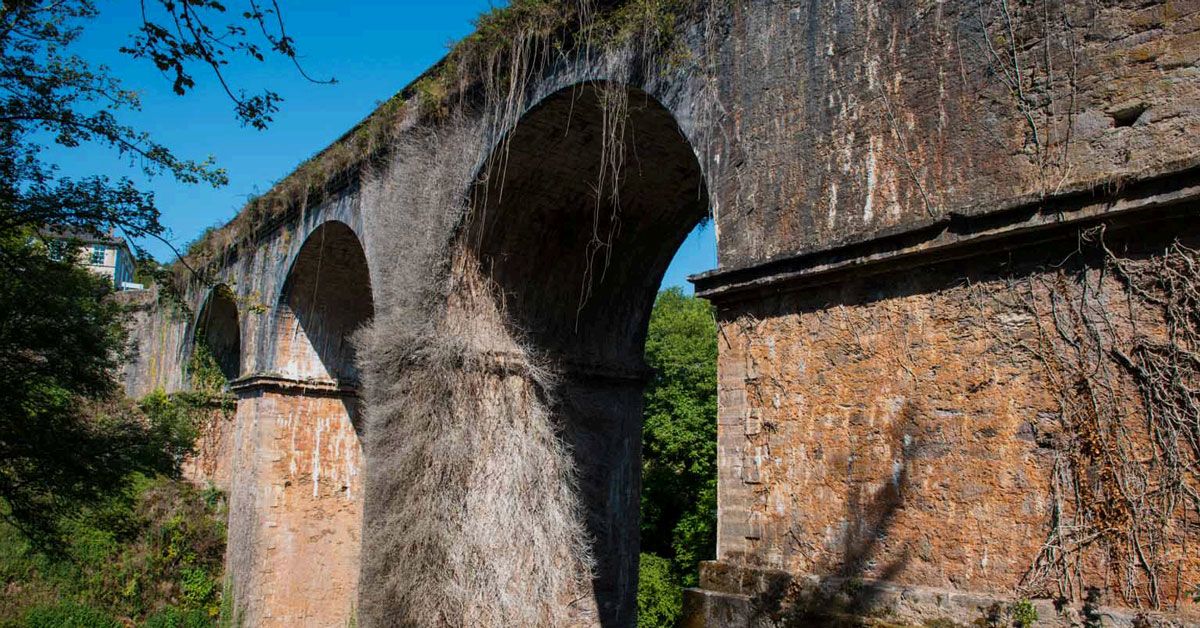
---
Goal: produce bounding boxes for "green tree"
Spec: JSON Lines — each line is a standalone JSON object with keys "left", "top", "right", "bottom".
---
{"left": 0, "top": 0, "right": 323, "bottom": 543}
{"left": 639, "top": 286, "right": 718, "bottom": 622}
{"left": 1, "top": 0, "right": 330, "bottom": 252}
{"left": 0, "top": 235, "right": 202, "bottom": 542}
{"left": 637, "top": 552, "right": 683, "bottom": 628}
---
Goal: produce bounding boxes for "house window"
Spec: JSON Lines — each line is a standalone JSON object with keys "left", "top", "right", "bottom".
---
{"left": 47, "top": 240, "right": 67, "bottom": 261}
{"left": 90, "top": 244, "right": 105, "bottom": 265}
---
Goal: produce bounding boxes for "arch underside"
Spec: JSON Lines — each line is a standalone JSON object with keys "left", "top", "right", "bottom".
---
{"left": 470, "top": 83, "right": 708, "bottom": 371}
{"left": 472, "top": 83, "right": 709, "bottom": 624}
{"left": 359, "top": 82, "right": 708, "bottom": 627}
{"left": 274, "top": 221, "right": 374, "bottom": 385}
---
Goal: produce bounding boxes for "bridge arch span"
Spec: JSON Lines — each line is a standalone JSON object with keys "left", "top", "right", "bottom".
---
{"left": 359, "top": 81, "right": 709, "bottom": 626}
{"left": 270, "top": 219, "right": 374, "bottom": 384}
{"left": 225, "top": 218, "right": 373, "bottom": 626}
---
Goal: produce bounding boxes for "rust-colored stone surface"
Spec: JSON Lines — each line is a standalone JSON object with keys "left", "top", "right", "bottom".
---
{"left": 225, "top": 388, "right": 363, "bottom": 627}
{"left": 181, "top": 400, "right": 237, "bottom": 490}
{"left": 711, "top": 218, "right": 1200, "bottom": 621}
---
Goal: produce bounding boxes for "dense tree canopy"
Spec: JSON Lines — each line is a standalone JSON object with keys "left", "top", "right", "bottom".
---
{"left": 638, "top": 287, "right": 718, "bottom": 626}
{"left": 0, "top": 234, "right": 195, "bottom": 543}
{"left": 0, "top": 0, "right": 322, "bottom": 543}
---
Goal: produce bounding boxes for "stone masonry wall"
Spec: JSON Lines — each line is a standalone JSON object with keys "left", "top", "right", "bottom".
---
{"left": 225, "top": 387, "right": 362, "bottom": 627}
{"left": 113, "top": 1, "right": 1200, "bottom": 624}
{"left": 710, "top": 213, "right": 1200, "bottom": 622}
{"left": 712, "top": 0, "right": 1200, "bottom": 269}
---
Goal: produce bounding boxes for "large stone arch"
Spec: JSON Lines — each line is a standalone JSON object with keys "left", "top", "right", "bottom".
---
{"left": 359, "top": 81, "right": 709, "bottom": 626}
{"left": 226, "top": 219, "right": 373, "bottom": 627}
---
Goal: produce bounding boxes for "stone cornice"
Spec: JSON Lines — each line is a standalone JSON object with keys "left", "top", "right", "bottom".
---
{"left": 692, "top": 160, "right": 1200, "bottom": 304}
{"left": 229, "top": 374, "right": 359, "bottom": 398}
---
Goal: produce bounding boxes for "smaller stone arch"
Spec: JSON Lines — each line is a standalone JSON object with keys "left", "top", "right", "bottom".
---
{"left": 271, "top": 220, "right": 374, "bottom": 384}
{"left": 188, "top": 283, "right": 241, "bottom": 386}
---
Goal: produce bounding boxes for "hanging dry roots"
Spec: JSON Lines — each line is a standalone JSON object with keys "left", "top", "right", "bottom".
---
{"left": 982, "top": 228, "right": 1200, "bottom": 610}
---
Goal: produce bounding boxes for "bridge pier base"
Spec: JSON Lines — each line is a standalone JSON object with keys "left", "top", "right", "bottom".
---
{"left": 225, "top": 376, "right": 363, "bottom": 627}
{"left": 555, "top": 371, "right": 652, "bottom": 626}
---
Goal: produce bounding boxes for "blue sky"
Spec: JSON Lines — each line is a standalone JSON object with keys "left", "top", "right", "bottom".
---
{"left": 60, "top": 1, "right": 715, "bottom": 292}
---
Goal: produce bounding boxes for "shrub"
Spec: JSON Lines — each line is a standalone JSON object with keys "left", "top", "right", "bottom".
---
{"left": 1011, "top": 599, "right": 1038, "bottom": 628}
{"left": 0, "top": 467, "right": 226, "bottom": 625}
{"left": 637, "top": 553, "right": 683, "bottom": 627}
{"left": 21, "top": 601, "right": 121, "bottom": 628}
{"left": 143, "top": 606, "right": 214, "bottom": 628}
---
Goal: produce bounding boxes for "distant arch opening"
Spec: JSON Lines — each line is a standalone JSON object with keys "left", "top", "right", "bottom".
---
{"left": 190, "top": 283, "right": 241, "bottom": 387}
{"left": 273, "top": 220, "right": 374, "bottom": 384}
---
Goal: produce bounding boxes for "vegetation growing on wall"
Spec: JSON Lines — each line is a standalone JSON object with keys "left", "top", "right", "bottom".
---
{"left": 356, "top": 258, "right": 597, "bottom": 626}
{"left": 179, "top": 0, "right": 709, "bottom": 274}
{"left": 354, "top": 2, "right": 725, "bottom": 620}
{"left": 341, "top": 2, "right": 727, "bottom": 622}
{"left": 977, "top": 226, "right": 1200, "bottom": 611}
{"left": 187, "top": 344, "right": 229, "bottom": 396}
{"left": 973, "top": 0, "right": 1081, "bottom": 187}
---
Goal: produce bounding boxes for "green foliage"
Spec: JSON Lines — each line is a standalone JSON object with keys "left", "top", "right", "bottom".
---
{"left": 974, "top": 599, "right": 1039, "bottom": 628}
{"left": 636, "top": 288, "right": 717, "bottom": 625}
{"left": 180, "top": 567, "right": 219, "bottom": 611}
{"left": 0, "top": 6, "right": 293, "bottom": 623}
{"left": 0, "top": 282, "right": 224, "bottom": 624}
{"left": 0, "top": 474, "right": 227, "bottom": 627}
{"left": 188, "top": 343, "right": 230, "bottom": 395}
{"left": 1010, "top": 599, "right": 1038, "bottom": 628}
{"left": 637, "top": 553, "right": 683, "bottom": 627}
{"left": 137, "top": 391, "right": 206, "bottom": 468}
{"left": 640, "top": 287, "right": 718, "bottom": 586}
{"left": 143, "top": 607, "right": 214, "bottom": 628}
{"left": 19, "top": 601, "right": 122, "bottom": 628}
{"left": 0, "top": 234, "right": 154, "bottom": 542}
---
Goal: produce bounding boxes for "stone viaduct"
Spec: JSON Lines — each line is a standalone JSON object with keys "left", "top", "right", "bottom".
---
{"left": 120, "top": 1, "right": 1200, "bottom": 625}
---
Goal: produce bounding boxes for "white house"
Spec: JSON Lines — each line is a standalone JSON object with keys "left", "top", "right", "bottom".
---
{"left": 43, "top": 230, "right": 142, "bottom": 290}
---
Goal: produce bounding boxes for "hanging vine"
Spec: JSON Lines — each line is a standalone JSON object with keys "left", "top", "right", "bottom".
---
{"left": 973, "top": 0, "right": 1081, "bottom": 190}
{"left": 974, "top": 226, "right": 1200, "bottom": 610}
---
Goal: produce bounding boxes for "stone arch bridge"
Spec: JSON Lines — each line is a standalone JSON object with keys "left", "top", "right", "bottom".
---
{"left": 121, "top": 1, "right": 1200, "bottom": 625}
